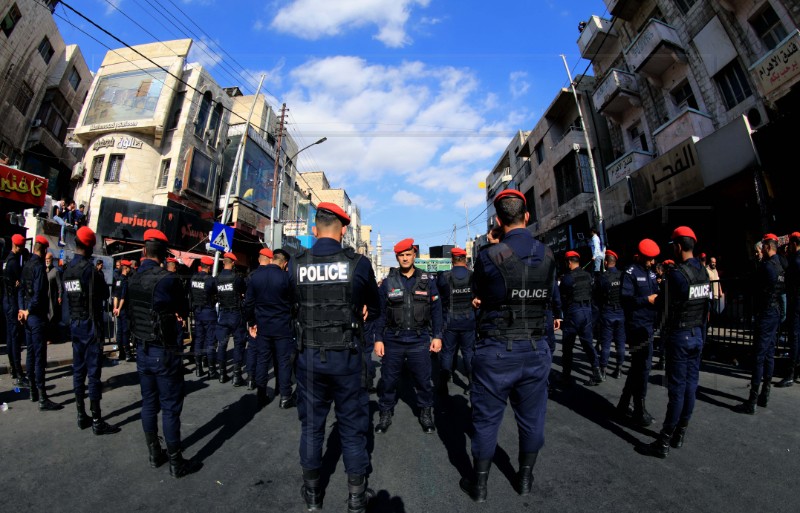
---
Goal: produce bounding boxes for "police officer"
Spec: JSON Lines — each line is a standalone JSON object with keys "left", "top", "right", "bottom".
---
{"left": 642, "top": 227, "right": 709, "bottom": 458}
{"left": 292, "top": 203, "right": 380, "bottom": 512}
{"left": 18, "top": 236, "right": 61, "bottom": 410}
{"left": 374, "top": 238, "right": 443, "bottom": 435}
{"left": 595, "top": 249, "right": 626, "bottom": 379}
{"left": 245, "top": 247, "right": 296, "bottom": 408}
{"left": 776, "top": 231, "right": 800, "bottom": 388}
{"left": 112, "top": 260, "right": 132, "bottom": 362}
{"left": 436, "top": 247, "right": 476, "bottom": 395}
{"left": 64, "top": 226, "right": 119, "bottom": 434}
{"left": 460, "top": 189, "right": 559, "bottom": 502}
{"left": 3, "top": 234, "right": 27, "bottom": 385}
{"left": 129, "top": 229, "right": 199, "bottom": 478}
{"left": 166, "top": 258, "right": 188, "bottom": 355}
{"left": 214, "top": 252, "right": 247, "bottom": 385}
{"left": 735, "top": 233, "right": 785, "bottom": 414}
{"left": 559, "top": 250, "right": 602, "bottom": 386}
{"left": 189, "top": 256, "right": 217, "bottom": 378}
{"left": 616, "top": 239, "right": 660, "bottom": 427}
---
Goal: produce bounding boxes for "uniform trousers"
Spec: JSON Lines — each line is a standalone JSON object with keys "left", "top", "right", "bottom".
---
{"left": 137, "top": 342, "right": 185, "bottom": 444}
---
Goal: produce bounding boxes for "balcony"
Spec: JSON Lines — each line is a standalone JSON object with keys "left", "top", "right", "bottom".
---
{"left": 605, "top": 150, "right": 654, "bottom": 186}
{"left": 624, "top": 19, "right": 686, "bottom": 84}
{"left": 578, "top": 16, "right": 617, "bottom": 60}
{"left": 604, "top": 0, "right": 638, "bottom": 21}
{"left": 653, "top": 108, "right": 714, "bottom": 154}
{"left": 550, "top": 126, "right": 586, "bottom": 164}
{"left": 593, "top": 69, "right": 641, "bottom": 122}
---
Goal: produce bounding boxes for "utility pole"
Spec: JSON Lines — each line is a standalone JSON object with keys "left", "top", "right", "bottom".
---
{"left": 465, "top": 203, "right": 470, "bottom": 248}
{"left": 268, "top": 103, "right": 287, "bottom": 249}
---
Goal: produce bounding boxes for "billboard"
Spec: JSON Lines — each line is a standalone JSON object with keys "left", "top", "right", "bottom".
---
{"left": 83, "top": 69, "right": 168, "bottom": 126}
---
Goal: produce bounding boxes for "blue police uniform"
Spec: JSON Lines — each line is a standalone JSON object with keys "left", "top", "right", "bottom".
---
{"left": 559, "top": 266, "right": 601, "bottom": 385}
{"left": 436, "top": 265, "right": 476, "bottom": 390}
{"left": 777, "top": 249, "right": 800, "bottom": 386}
{"left": 112, "top": 271, "right": 131, "bottom": 360}
{"left": 244, "top": 262, "right": 295, "bottom": 403}
{"left": 215, "top": 268, "right": 247, "bottom": 383}
{"left": 3, "top": 250, "right": 25, "bottom": 381}
{"left": 189, "top": 269, "right": 216, "bottom": 376}
{"left": 374, "top": 265, "right": 443, "bottom": 430}
{"left": 291, "top": 237, "right": 380, "bottom": 485}
{"left": 617, "top": 261, "right": 660, "bottom": 425}
{"left": 595, "top": 266, "right": 626, "bottom": 377}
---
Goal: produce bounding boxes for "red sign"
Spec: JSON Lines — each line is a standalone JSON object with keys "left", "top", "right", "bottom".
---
{"left": 0, "top": 164, "right": 48, "bottom": 207}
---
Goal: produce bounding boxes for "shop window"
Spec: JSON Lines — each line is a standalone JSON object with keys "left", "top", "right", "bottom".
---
{"left": 38, "top": 37, "right": 54, "bottom": 64}
{"left": 13, "top": 81, "right": 33, "bottom": 114}
{"left": 105, "top": 154, "right": 124, "bottom": 183}
{"left": 157, "top": 159, "right": 171, "bottom": 189}
{"left": 715, "top": 60, "right": 753, "bottom": 110}
{"left": 750, "top": 4, "right": 788, "bottom": 51}
{"left": 1, "top": 3, "right": 21, "bottom": 38}
{"left": 670, "top": 81, "right": 698, "bottom": 111}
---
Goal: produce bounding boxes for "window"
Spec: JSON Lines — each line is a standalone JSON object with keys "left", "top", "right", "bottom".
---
{"left": 195, "top": 91, "right": 212, "bottom": 137}
{"left": 157, "top": 159, "right": 171, "bottom": 189}
{"left": 674, "top": 0, "right": 696, "bottom": 15}
{"left": 187, "top": 150, "right": 216, "bottom": 199}
{"left": 105, "top": 154, "right": 124, "bottom": 183}
{"left": 68, "top": 67, "right": 81, "bottom": 90}
{"left": 534, "top": 141, "right": 544, "bottom": 164}
{"left": 670, "top": 81, "right": 698, "bottom": 111}
{"left": 524, "top": 186, "right": 537, "bottom": 223}
{"left": 90, "top": 155, "right": 104, "bottom": 182}
{"left": 35, "top": 88, "right": 73, "bottom": 141}
{"left": 13, "top": 82, "right": 33, "bottom": 114}
{"left": 715, "top": 60, "right": 753, "bottom": 110}
{"left": 206, "top": 103, "right": 223, "bottom": 145}
{"left": 167, "top": 91, "right": 185, "bottom": 130}
{"left": 628, "top": 122, "right": 649, "bottom": 152}
{"left": 38, "top": 37, "right": 54, "bottom": 64}
{"left": 751, "top": 5, "right": 788, "bottom": 51}
{"left": 540, "top": 189, "right": 553, "bottom": 217}
{"left": 554, "top": 152, "right": 592, "bottom": 206}
{"left": 1, "top": 3, "right": 21, "bottom": 38}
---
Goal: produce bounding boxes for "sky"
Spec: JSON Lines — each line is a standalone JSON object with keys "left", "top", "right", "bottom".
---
{"left": 54, "top": 0, "right": 609, "bottom": 261}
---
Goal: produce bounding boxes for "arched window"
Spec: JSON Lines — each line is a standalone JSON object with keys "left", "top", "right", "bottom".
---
{"left": 207, "top": 102, "right": 223, "bottom": 144}
{"left": 194, "top": 91, "right": 212, "bottom": 136}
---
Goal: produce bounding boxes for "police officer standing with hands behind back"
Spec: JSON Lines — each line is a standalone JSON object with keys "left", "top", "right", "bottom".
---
{"left": 215, "top": 253, "right": 247, "bottom": 386}
{"left": 189, "top": 256, "right": 217, "bottom": 378}
{"left": 436, "top": 247, "right": 475, "bottom": 395}
{"left": 595, "top": 249, "right": 626, "bottom": 379}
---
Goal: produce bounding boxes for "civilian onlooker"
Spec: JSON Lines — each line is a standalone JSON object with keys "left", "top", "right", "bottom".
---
{"left": 590, "top": 227, "right": 604, "bottom": 274}
{"left": 73, "top": 204, "right": 87, "bottom": 228}
{"left": 706, "top": 256, "right": 724, "bottom": 315}
{"left": 53, "top": 198, "right": 68, "bottom": 247}
{"left": 44, "top": 252, "right": 63, "bottom": 345}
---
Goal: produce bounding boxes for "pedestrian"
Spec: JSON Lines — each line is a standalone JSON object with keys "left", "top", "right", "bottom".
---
{"left": 112, "top": 260, "right": 133, "bottom": 362}
{"left": 128, "top": 228, "right": 199, "bottom": 478}
{"left": 63, "top": 226, "right": 119, "bottom": 434}
{"left": 3, "top": 234, "right": 27, "bottom": 385}
{"left": 776, "top": 232, "right": 800, "bottom": 388}
{"left": 18, "top": 235, "right": 62, "bottom": 410}
{"left": 214, "top": 253, "right": 247, "bottom": 385}
{"left": 705, "top": 256, "right": 724, "bottom": 316}
{"left": 590, "top": 227, "right": 604, "bottom": 274}
{"left": 44, "top": 251, "right": 62, "bottom": 345}
{"left": 189, "top": 256, "right": 217, "bottom": 378}
{"left": 616, "top": 239, "right": 661, "bottom": 427}
{"left": 435, "top": 247, "right": 476, "bottom": 395}
{"left": 642, "top": 226, "right": 710, "bottom": 458}
{"left": 559, "top": 250, "right": 603, "bottom": 386}
{"left": 373, "top": 237, "right": 443, "bottom": 435}
{"left": 735, "top": 234, "right": 786, "bottom": 414}
{"left": 52, "top": 198, "right": 68, "bottom": 247}
{"left": 460, "top": 189, "right": 560, "bottom": 502}
{"left": 595, "top": 249, "right": 626, "bottom": 379}
{"left": 291, "top": 203, "right": 381, "bottom": 512}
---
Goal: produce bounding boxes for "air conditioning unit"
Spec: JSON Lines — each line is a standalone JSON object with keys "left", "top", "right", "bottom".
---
{"left": 746, "top": 105, "right": 770, "bottom": 130}
{"left": 71, "top": 162, "right": 85, "bottom": 181}
{"left": 31, "top": 119, "right": 42, "bottom": 128}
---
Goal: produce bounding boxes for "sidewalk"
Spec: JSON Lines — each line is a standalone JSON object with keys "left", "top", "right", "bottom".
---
{"left": 0, "top": 338, "right": 118, "bottom": 375}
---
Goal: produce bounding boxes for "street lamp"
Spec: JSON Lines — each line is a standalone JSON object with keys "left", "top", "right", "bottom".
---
{"left": 269, "top": 136, "right": 327, "bottom": 248}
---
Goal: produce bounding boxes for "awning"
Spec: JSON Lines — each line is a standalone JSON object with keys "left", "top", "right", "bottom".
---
{"left": 1, "top": 164, "right": 49, "bottom": 207}
{"left": 168, "top": 249, "right": 212, "bottom": 268}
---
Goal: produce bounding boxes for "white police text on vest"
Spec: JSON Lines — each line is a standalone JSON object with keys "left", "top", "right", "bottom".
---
{"left": 192, "top": 281, "right": 205, "bottom": 289}
{"left": 217, "top": 283, "right": 234, "bottom": 292}
{"left": 65, "top": 280, "right": 82, "bottom": 293}
{"left": 511, "top": 288, "right": 548, "bottom": 299}
{"left": 298, "top": 262, "right": 349, "bottom": 283}
{"left": 688, "top": 283, "right": 711, "bottom": 299}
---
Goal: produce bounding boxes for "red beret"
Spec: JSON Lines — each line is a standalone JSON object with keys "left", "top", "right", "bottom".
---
{"left": 223, "top": 252, "right": 237, "bottom": 262}
{"left": 663, "top": 259, "right": 675, "bottom": 266}
{"left": 762, "top": 233, "right": 779, "bottom": 242}
{"left": 317, "top": 202, "right": 350, "bottom": 226}
{"left": 120, "top": 260, "right": 132, "bottom": 267}
{"left": 451, "top": 248, "right": 467, "bottom": 257}
{"left": 394, "top": 238, "right": 415, "bottom": 254}
{"left": 565, "top": 250, "right": 580, "bottom": 259}
{"left": 638, "top": 239, "right": 660, "bottom": 258}
{"left": 35, "top": 235, "right": 49, "bottom": 247}
{"left": 493, "top": 188, "right": 526, "bottom": 206}
{"left": 790, "top": 231, "right": 800, "bottom": 241}
{"left": 76, "top": 226, "right": 96, "bottom": 248}
{"left": 605, "top": 249, "right": 618, "bottom": 260}
{"left": 699, "top": 252, "right": 707, "bottom": 258}
{"left": 143, "top": 229, "right": 168, "bottom": 242}
{"left": 200, "top": 256, "right": 214, "bottom": 266}
{"left": 259, "top": 248, "right": 274, "bottom": 258}
{"left": 11, "top": 234, "right": 25, "bottom": 246}
{"left": 166, "top": 257, "right": 178, "bottom": 263}
{"left": 671, "top": 226, "right": 697, "bottom": 242}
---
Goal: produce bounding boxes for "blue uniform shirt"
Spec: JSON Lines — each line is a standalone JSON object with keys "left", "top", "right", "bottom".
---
{"left": 375, "top": 266, "right": 444, "bottom": 342}
{"left": 19, "top": 253, "right": 48, "bottom": 316}
{"left": 436, "top": 266, "right": 476, "bottom": 331}
{"left": 621, "top": 262, "right": 659, "bottom": 328}
{"left": 244, "top": 263, "right": 294, "bottom": 338}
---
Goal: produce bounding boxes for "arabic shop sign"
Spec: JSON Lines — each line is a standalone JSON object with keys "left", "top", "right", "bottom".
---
{"left": 628, "top": 137, "right": 704, "bottom": 216}
{"left": 92, "top": 136, "right": 144, "bottom": 151}
{"left": 88, "top": 120, "right": 139, "bottom": 131}
{"left": 750, "top": 30, "right": 800, "bottom": 100}
{"left": 0, "top": 164, "right": 48, "bottom": 207}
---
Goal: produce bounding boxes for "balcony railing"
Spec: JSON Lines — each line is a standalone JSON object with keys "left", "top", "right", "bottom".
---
{"left": 624, "top": 19, "right": 686, "bottom": 82}
{"left": 577, "top": 15, "right": 617, "bottom": 60}
{"left": 652, "top": 108, "right": 714, "bottom": 154}
{"left": 592, "top": 69, "right": 641, "bottom": 121}
{"left": 605, "top": 150, "right": 654, "bottom": 186}
{"left": 551, "top": 127, "right": 586, "bottom": 164}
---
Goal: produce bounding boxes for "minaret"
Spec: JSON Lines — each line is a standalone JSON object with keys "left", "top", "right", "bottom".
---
{"left": 376, "top": 233, "right": 382, "bottom": 272}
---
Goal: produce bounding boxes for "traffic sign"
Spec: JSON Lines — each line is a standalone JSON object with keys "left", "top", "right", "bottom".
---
{"left": 210, "top": 222, "right": 233, "bottom": 252}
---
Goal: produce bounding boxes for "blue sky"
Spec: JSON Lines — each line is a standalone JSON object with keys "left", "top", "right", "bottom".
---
{"left": 55, "top": 0, "right": 608, "bottom": 259}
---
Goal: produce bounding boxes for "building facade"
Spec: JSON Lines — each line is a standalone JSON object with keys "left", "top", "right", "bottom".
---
{"left": 298, "top": 170, "right": 363, "bottom": 250}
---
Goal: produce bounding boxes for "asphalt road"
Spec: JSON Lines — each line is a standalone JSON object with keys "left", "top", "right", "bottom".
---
{"left": 1, "top": 344, "right": 799, "bottom": 513}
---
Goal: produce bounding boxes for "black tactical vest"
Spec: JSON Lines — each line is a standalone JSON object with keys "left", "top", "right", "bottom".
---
{"left": 385, "top": 267, "right": 432, "bottom": 333}
{"left": 478, "top": 242, "right": 556, "bottom": 346}
{"left": 758, "top": 256, "right": 786, "bottom": 312}
{"left": 128, "top": 266, "right": 176, "bottom": 344}
{"left": 190, "top": 272, "right": 215, "bottom": 308}
{"left": 3, "top": 253, "right": 19, "bottom": 298}
{"left": 444, "top": 269, "right": 473, "bottom": 318}
{"left": 64, "top": 258, "right": 93, "bottom": 321}
{"left": 666, "top": 262, "right": 711, "bottom": 330}
{"left": 599, "top": 267, "right": 622, "bottom": 307}
{"left": 295, "top": 248, "right": 360, "bottom": 351}
{"left": 21, "top": 258, "right": 37, "bottom": 306}
{"left": 216, "top": 271, "right": 241, "bottom": 310}
{"left": 562, "top": 267, "right": 592, "bottom": 306}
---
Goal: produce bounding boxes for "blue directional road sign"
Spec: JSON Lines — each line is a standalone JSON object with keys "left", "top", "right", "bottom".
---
{"left": 210, "top": 222, "right": 234, "bottom": 252}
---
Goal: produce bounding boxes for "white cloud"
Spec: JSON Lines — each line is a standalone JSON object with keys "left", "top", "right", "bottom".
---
{"left": 269, "top": 0, "right": 431, "bottom": 48}
{"left": 187, "top": 37, "right": 224, "bottom": 70}
{"left": 393, "top": 190, "right": 424, "bottom": 206}
{"left": 510, "top": 71, "right": 530, "bottom": 99}
{"left": 352, "top": 194, "right": 377, "bottom": 211}
{"left": 103, "top": 0, "right": 122, "bottom": 15}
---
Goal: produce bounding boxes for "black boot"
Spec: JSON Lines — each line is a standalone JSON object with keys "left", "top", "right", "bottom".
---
{"left": 599, "top": 366, "right": 607, "bottom": 382}
{"left": 247, "top": 379, "right": 256, "bottom": 391}
{"left": 30, "top": 386, "right": 39, "bottom": 403}
{"left": 232, "top": 365, "right": 244, "bottom": 387}
{"left": 145, "top": 432, "right": 167, "bottom": 468}
{"left": 557, "top": 370, "right": 574, "bottom": 388}
{"left": 76, "top": 396, "right": 92, "bottom": 430}
{"left": 90, "top": 399, "right": 121, "bottom": 435}
{"left": 300, "top": 468, "right": 323, "bottom": 510}
{"left": 15, "top": 366, "right": 29, "bottom": 387}
{"left": 640, "top": 429, "right": 672, "bottom": 458}
{"left": 734, "top": 386, "right": 759, "bottom": 415}
{"left": 167, "top": 443, "right": 201, "bottom": 478}
{"left": 347, "top": 474, "right": 374, "bottom": 513}
{"left": 257, "top": 386, "right": 269, "bottom": 408}
{"left": 794, "top": 364, "right": 800, "bottom": 384}
{"left": 280, "top": 393, "right": 297, "bottom": 410}
{"left": 374, "top": 410, "right": 393, "bottom": 434}
{"left": 194, "top": 357, "right": 205, "bottom": 378}
{"left": 757, "top": 383, "right": 771, "bottom": 408}
{"left": 208, "top": 362, "right": 219, "bottom": 380}
{"left": 118, "top": 345, "right": 127, "bottom": 362}
{"left": 38, "top": 389, "right": 62, "bottom": 411}
{"left": 585, "top": 366, "right": 603, "bottom": 386}
{"left": 419, "top": 407, "right": 436, "bottom": 433}
{"left": 609, "top": 362, "right": 621, "bottom": 379}
{"left": 616, "top": 388, "right": 632, "bottom": 418}
{"left": 459, "top": 458, "right": 491, "bottom": 503}
{"left": 437, "top": 369, "right": 450, "bottom": 395}
{"left": 517, "top": 452, "right": 538, "bottom": 496}
{"left": 631, "top": 397, "right": 654, "bottom": 427}
{"left": 125, "top": 345, "right": 136, "bottom": 362}
{"left": 671, "top": 421, "right": 688, "bottom": 449}
{"left": 218, "top": 362, "right": 229, "bottom": 383}
{"left": 9, "top": 358, "right": 18, "bottom": 380}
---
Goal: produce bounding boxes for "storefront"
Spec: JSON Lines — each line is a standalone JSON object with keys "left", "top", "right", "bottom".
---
{"left": 1, "top": 164, "right": 49, "bottom": 250}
